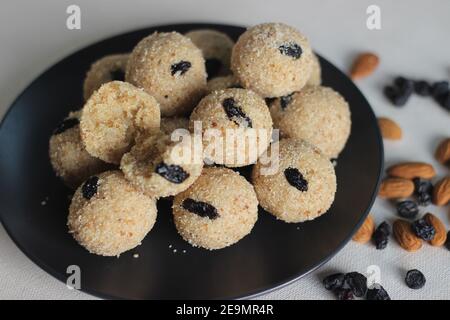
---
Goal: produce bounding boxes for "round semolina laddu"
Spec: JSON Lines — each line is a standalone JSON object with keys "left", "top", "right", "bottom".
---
{"left": 49, "top": 110, "right": 110, "bottom": 188}
{"left": 83, "top": 53, "right": 129, "bottom": 101}
{"left": 205, "top": 75, "right": 241, "bottom": 94}
{"left": 160, "top": 116, "right": 190, "bottom": 136}
{"left": 80, "top": 81, "right": 161, "bottom": 164}
{"left": 189, "top": 88, "right": 273, "bottom": 167}
{"left": 68, "top": 171, "right": 157, "bottom": 256}
{"left": 126, "top": 32, "right": 207, "bottom": 116}
{"left": 307, "top": 53, "right": 322, "bottom": 86}
{"left": 120, "top": 131, "right": 203, "bottom": 198}
{"left": 252, "top": 138, "right": 336, "bottom": 223}
{"left": 185, "top": 29, "right": 234, "bottom": 79}
{"left": 270, "top": 86, "right": 351, "bottom": 158}
{"left": 173, "top": 167, "right": 258, "bottom": 250}
{"left": 231, "top": 23, "right": 314, "bottom": 97}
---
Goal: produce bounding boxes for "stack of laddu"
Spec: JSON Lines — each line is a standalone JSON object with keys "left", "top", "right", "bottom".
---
{"left": 48, "top": 23, "right": 351, "bottom": 256}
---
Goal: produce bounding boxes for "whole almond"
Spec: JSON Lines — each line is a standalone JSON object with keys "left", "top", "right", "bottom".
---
{"left": 435, "top": 138, "right": 450, "bottom": 165}
{"left": 387, "top": 162, "right": 436, "bottom": 179}
{"left": 433, "top": 177, "right": 450, "bottom": 206}
{"left": 424, "top": 213, "right": 447, "bottom": 246}
{"left": 378, "top": 178, "right": 414, "bottom": 199}
{"left": 393, "top": 219, "right": 422, "bottom": 252}
{"left": 378, "top": 117, "right": 402, "bottom": 140}
{"left": 352, "top": 214, "right": 375, "bottom": 243}
{"left": 350, "top": 52, "right": 379, "bottom": 80}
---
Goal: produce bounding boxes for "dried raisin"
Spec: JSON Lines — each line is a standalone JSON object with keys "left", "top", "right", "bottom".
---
{"left": 205, "top": 58, "right": 222, "bottom": 79}
{"left": 284, "top": 167, "right": 308, "bottom": 192}
{"left": 53, "top": 117, "right": 79, "bottom": 135}
{"left": 182, "top": 198, "right": 219, "bottom": 219}
{"left": 323, "top": 273, "right": 345, "bottom": 291}
{"left": 280, "top": 93, "right": 294, "bottom": 110}
{"left": 171, "top": 61, "right": 191, "bottom": 76}
{"left": 413, "top": 178, "right": 433, "bottom": 195}
{"left": 412, "top": 218, "right": 435, "bottom": 241}
{"left": 405, "top": 269, "right": 426, "bottom": 289}
{"left": 222, "top": 97, "right": 252, "bottom": 128}
{"left": 373, "top": 221, "right": 390, "bottom": 250}
{"left": 335, "top": 288, "right": 354, "bottom": 300}
{"left": 431, "top": 81, "right": 449, "bottom": 98}
{"left": 414, "top": 80, "right": 431, "bottom": 96}
{"left": 344, "top": 272, "right": 367, "bottom": 297}
{"left": 396, "top": 200, "right": 419, "bottom": 219}
{"left": 155, "top": 163, "right": 189, "bottom": 184}
{"left": 82, "top": 176, "right": 99, "bottom": 200}
{"left": 366, "top": 284, "right": 390, "bottom": 300}
{"left": 278, "top": 43, "right": 302, "bottom": 59}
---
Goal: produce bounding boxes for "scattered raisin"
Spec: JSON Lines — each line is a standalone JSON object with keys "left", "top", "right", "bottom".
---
{"left": 373, "top": 221, "right": 390, "bottom": 250}
{"left": 205, "top": 58, "right": 222, "bottom": 79}
{"left": 53, "top": 117, "right": 79, "bottom": 135}
{"left": 416, "top": 192, "right": 432, "bottom": 206}
{"left": 182, "top": 198, "right": 219, "bottom": 219}
{"left": 413, "top": 178, "right": 433, "bottom": 195}
{"left": 278, "top": 43, "right": 302, "bottom": 59}
{"left": 155, "top": 162, "right": 189, "bottom": 184}
{"left": 222, "top": 97, "right": 252, "bottom": 128}
{"left": 344, "top": 272, "right": 367, "bottom": 297}
{"left": 405, "top": 269, "right": 426, "bottom": 289}
{"left": 335, "top": 288, "right": 354, "bottom": 300}
{"left": 280, "top": 93, "right": 294, "bottom": 110}
{"left": 284, "top": 167, "right": 308, "bottom": 192}
{"left": 171, "top": 61, "right": 191, "bottom": 76}
{"left": 323, "top": 273, "right": 345, "bottom": 291}
{"left": 414, "top": 80, "right": 431, "bottom": 96}
{"left": 366, "top": 284, "right": 391, "bottom": 300}
{"left": 81, "top": 176, "right": 99, "bottom": 200}
{"left": 384, "top": 85, "right": 411, "bottom": 107}
{"left": 412, "top": 218, "right": 435, "bottom": 241}
{"left": 394, "top": 76, "right": 414, "bottom": 93}
{"left": 110, "top": 69, "right": 125, "bottom": 81}
{"left": 437, "top": 91, "right": 450, "bottom": 111}
{"left": 431, "top": 81, "right": 449, "bottom": 98}
{"left": 396, "top": 200, "right": 419, "bottom": 219}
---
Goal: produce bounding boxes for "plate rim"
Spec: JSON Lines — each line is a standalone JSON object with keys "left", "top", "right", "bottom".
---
{"left": 0, "top": 22, "right": 384, "bottom": 300}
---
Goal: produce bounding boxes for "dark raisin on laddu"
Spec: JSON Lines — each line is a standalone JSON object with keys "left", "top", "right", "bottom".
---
{"left": 171, "top": 61, "right": 191, "bottom": 76}
{"left": 155, "top": 162, "right": 189, "bottom": 184}
{"left": 284, "top": 167, "right": 308, "bottom": 192}
{"left": 205, "top": 58, "right": 222, "bottom": 80}
{"left": 182, "top": 198, "right": 219, "bottom": 220}
{"left": 278, "top": 42, "right": 302, "bottom": 59}
{"left": 82, "top": 176, "right": 99, "bottom": 200}
{"left": 53, "top": 117, "right": 79, "bottom": 135}
{"left": 280, "top": 93, "right": 294, "bottom": 110}
{"left": 222, "top": 97, "right": 252, "bottom": 128}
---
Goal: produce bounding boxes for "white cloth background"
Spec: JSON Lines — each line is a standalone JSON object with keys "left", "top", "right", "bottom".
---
{"left": 0, "top": 0, "right": 449, "bottom": 300}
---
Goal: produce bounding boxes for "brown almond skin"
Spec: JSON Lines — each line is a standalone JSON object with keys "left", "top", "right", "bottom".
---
{"left": 424, "top": 213, "right": 447, "bottom": 246}
{"left": 435, "top": 138, "right": 450, "bottom": 165}
{"left": 433, "top": 177, "right": 450, "bottom": 206}
{"left": 378, "top": 117, "right": 402, "bottom": 140}
{"left": 352, "top": 215, "right": 375, "bottom": 243}
{"left": 387, "top": 162, "right": 436, "bottom": 179}
{"left": 393, "top": 219, "right": 422, "bottom": 252}
{"left": 350, "top": 52, "right": 379, "bottom": 80}
{"left": 378, "top": 178, "right": 414, "bottom": 199}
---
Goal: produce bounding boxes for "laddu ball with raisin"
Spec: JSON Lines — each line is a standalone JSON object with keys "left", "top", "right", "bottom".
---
{"left": 80, "top": 81, "right": 161, "bottom": 164}
{"left": 252, "top": 138, "right": 336, "bottom": 223}
{"left": 126, "top": 32, "right": 207, "bottom": 116}
{"left": 231, "top": 23, "right": 313, "bottom": 97}
{"left": 270, "top": 86, "right": 351, "bottom": 158}
{"left": 68, "top": 171, "right": 157, "bottom": 256}
{"left": 49, "top": 110, "right": 111, "bottom": 188}
{"left": 185, "top": 29, "right": 234, "bottom": 79}
{"left": 189, "top": 88, "right": 273, "bottom": 167}
{"left": 205, "top": 75, "right": 241, "bottom": 94}
{"left": 173, "top": 167, "right": 258, "bottom": 250}
{"left": 83, "top": 53, "right": 129, "bottom": 101}
{"left": 120, "top": 131, "right": 203, "bottom": 198}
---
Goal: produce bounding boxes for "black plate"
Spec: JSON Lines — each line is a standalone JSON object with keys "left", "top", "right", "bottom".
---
{"left": 0, "top": 23, "right": 383, "bottom": 300}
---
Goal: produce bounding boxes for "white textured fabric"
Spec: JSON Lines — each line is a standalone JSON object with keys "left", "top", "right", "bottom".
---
{"left": 0, "top": 0, "right": 449, "bottom": 300}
